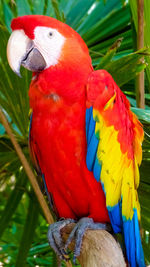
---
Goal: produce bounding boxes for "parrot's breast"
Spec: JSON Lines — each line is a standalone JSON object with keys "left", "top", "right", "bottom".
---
{"left": 30, "top": 97, "right": 109, "bottom": 222}
{"left": 29, "top": 68, "right": 109, "bottom": 223}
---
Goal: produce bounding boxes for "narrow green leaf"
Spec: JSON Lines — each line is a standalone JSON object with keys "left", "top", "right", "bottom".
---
{"left": 16, "top": 0, "right": 32, "bottom": 16}
{"left": 66, "top": 0, "right": 95, "bottom": 28}
{"left": 0, "top": 123, "right": 5, "bottom": 134}
{"left": 131, "top": 108, "right": 150, "bottom": 123}
{"left": 51, "top": 0, "right": 64, "bottom": 22}
{"left": 90, "top": 29, "right": 132, "bottom": 61}
{"left": 32, "top": 0, "right": 45, "bottom": 15}
{"left": 15, "top": 195, "right": 39, "bottom": 267}
{"left": 0, "top": 26, "right": 30, "bottom": 137}
{"left": 3, "top": 3, "right": 14, "bottom": 32}
{"left": 105, "top": 49, "right": 148, "bottom": 86}
{"left": 44, "top": 0, "right": 55, "bottom": 17}
{"left": 0, "top": 170, "right": 27, "bottom": 238}
{"left": 58, "top": 0, "right": 76, "bottom": 17}
{"left": 78, "top": 0, "right": 122, "bottom": 35}
{"left": 95, "top": 37, "right": 123, "bottom": 70}
{"left": 82, "top": 4, "right": 130, "bottom": 46}
{"left": 29, "top": 242, "right": 49, "bottom": 255}
{"left": 127, "top": 96, "right": 150, "bottom": 110}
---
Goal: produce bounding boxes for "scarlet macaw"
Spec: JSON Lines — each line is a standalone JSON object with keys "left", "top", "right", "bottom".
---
{"left": 7, "top": 15, "right": 145, "bottom": 267}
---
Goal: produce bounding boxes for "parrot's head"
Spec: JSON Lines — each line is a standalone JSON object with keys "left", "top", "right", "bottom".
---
{"left": 7, "top": 15, "right": 91, "bottom": 76}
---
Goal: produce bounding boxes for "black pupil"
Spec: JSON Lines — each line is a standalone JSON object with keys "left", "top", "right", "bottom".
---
{"left": 49, "top": 32, "right": 53, "bottom": 36}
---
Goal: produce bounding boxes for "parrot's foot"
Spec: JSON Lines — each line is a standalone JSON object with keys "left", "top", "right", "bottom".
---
{"left": 47, "top": 217, "right": 111, "bottom": 264}
{"left": 47, "top": 218, "right": 75, "bottom": 260}
{"left": 65, "top": 217, "right": 111, "bottom": 264}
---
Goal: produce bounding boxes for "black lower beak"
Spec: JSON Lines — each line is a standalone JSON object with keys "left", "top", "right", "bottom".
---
{"left": 21, "top": 47, "right": 46, "bottom": 72}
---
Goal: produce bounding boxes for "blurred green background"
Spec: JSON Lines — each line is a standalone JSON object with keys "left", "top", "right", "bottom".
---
{"left": 0, "top": 0, "right": 150, "bottom": 266}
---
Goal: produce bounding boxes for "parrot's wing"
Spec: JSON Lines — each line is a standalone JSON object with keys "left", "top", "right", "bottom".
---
{"left": 86, "top": 70, "right": 145, "bottom": 267}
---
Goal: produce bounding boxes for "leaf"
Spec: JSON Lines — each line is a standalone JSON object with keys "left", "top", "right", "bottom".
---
{"left": 90, "top": 29, "right": 132, "bottom": 61}
{"left": 0, "top": 123, "right": 5, "bottom": 134}
{"left": 3, "top": 2, "right": 14, "bottom": 32}
{"left": 51, "top": 0, "right": 64, "bottom": 21}
{"left": 131, "top": 108, "right": 150, "bottom": 123}
{"left": 66, "top": 0, "right": 95, "bottom": 28}
{"left": 16, "top": 0, "right": 32, "bottom": 16}
{"left": 0, "top": 26, "right": 30, "bottom": 137}
{"left": 15, "top": 194, "right": 39, "bottom": 267}
{"left": 127, "top": 96, "right": 150, "bottom": 110}
{"left": 105, "top": 49, "right": 148, "bottom": 86}
{"left": 78, "top": 0, "right": 122, "bottom": 35}
{"left": 82, "top": 3, "right": 130, "bottom": 45}
{"left": 32, "top": 0, "right": 45, "bottom": 15}
{"left": 0, "top": 135, "right": 28, "bottom": 180}
{"left": 44, "top": 0, "right": 55, "bottom": 17}
{"left": 95, "top": 37, "right": 123, "bottom": 70}
{"left": 0, "top": 170, "right": 27, "bottom": 239}
{"left": 29, "top": 242, "right": 49, "bottom": 255}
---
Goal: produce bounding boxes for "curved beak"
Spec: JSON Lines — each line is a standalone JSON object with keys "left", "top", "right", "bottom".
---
{"left": 7, "top": 29, "right": 46, "bottom": 77}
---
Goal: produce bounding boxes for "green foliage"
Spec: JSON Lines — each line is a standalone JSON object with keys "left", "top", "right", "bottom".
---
{"left": 0, "top": 0, "right": 150, "bottom": 266}
{"left": 129, "top": 0, "right": 150, "bottom": 92}
{"left": 0, "top": 170, "right": 27, "bottom": 239}
{"left": 15, "top": 194, "right": 39, "bottom": 267}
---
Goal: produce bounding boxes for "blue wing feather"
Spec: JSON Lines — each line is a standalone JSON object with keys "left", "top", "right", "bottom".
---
{"left": 86, "top": 108, "right": 101, "bottom": 181}
{"left": 123, "top": 210, "right": 145, "bottom": 267}
{"left": 86, "top": 133, "right": 99, "bottom": 170}
{"left": 86, "top": 107, "right": 96, "bottom": 145}
{"left": 93, "top": 157, "right": 101, "bottom": 182}
{"left": 108, "top": 203, "right": 122, "bottom": 233}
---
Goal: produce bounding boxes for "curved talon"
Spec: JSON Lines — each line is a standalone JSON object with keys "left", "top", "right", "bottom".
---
{"left": 47, "top": 226, "right": 63, "bottom": 258}
{"left": 47, "top": 217, "right": 111, "bottom": 263}
{"left": 47, "top": 218, "right": 75, "bottom": 260}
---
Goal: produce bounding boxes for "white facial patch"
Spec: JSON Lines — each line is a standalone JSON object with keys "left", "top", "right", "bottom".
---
{"left": 33, "top": 26, "right": 66, "bottom": 68}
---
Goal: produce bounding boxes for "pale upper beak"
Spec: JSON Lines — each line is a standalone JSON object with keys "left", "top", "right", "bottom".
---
{"left": 7, "top": 29, "right": 46, "bottom": 76}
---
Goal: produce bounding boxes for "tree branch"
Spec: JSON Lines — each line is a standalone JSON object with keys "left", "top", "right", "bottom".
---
{"left": 61, "top": 223, "right": 126, "bottom": 267}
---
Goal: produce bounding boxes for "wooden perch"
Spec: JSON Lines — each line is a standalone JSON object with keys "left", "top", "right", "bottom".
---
{"left": 62, "top": 223, "right": 126, "bottom": 267}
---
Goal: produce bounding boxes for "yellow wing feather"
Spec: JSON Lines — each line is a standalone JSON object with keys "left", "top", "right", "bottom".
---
{"left": 93, "top": 108, "right": 143, "bottom": 221}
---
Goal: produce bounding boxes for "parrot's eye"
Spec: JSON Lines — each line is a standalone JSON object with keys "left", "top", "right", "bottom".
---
{"left": 48, "top": 32, "right": 54, "bottom": 38}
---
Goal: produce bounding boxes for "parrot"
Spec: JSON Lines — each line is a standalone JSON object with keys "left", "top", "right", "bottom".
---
{"left": 7, "top": 15, "right": 145, "bottom": 267}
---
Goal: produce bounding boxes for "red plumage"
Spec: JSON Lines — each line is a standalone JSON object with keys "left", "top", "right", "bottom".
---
{"left": 29, "top": 61, "right": 109, "bottom": 222}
